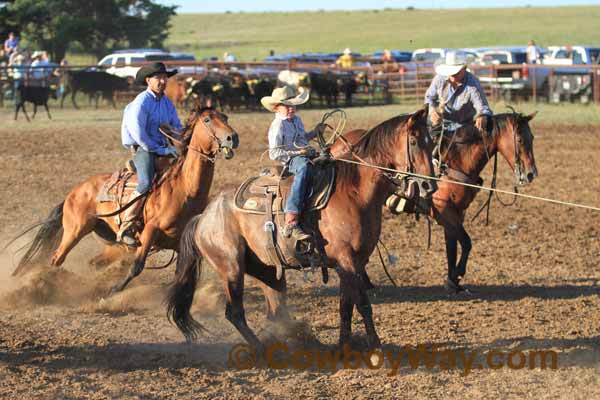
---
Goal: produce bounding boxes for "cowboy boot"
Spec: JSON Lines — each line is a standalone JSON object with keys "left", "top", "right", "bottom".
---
{"left": 116, "top": 190, "right": 144, "bottom": 246}
{"left": 282, "top": 212, "right": 311, "bottom": 241}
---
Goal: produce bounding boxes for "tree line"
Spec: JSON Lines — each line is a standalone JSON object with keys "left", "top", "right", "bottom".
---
{"left": 0, "top": 0, "right": 177, "bottom": 61}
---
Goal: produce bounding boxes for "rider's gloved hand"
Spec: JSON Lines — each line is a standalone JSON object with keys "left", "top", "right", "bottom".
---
{"left": 164, "top": 146, "right": 179, "bottom": 159}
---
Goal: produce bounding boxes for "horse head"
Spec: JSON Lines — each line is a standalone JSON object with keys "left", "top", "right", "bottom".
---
{"left": 496, "top": 109, "right": 538, "bottom": 186}
{"left": 394, "top": 107, "right": 437, "bottom": 198}
{"left": 187, "top": 106, "right": 239, "bottom": 160}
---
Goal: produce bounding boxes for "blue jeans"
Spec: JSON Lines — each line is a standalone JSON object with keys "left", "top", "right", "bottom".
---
{"left": 284, "top": 156, "right": 313, "bottom": 215}
{"left": 133, "top": 148, "right": 155, "bottom": 193}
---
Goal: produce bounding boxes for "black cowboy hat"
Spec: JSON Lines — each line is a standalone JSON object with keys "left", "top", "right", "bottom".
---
{"left": 135, "top": 62, "right": 178, "bottom": 85}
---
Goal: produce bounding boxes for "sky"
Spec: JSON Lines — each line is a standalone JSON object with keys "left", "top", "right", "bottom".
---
{"left": 158, "top": 0, "right": 600, "bottom": 13}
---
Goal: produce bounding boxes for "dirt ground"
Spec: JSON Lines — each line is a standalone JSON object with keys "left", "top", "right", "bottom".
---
{"left": 0, "top": 105, "right": 598, "bottom": 399}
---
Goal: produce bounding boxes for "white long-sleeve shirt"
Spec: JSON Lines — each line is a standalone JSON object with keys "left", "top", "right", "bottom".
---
{"left": 268, "top": 114, "right": 315, "bottom": 163}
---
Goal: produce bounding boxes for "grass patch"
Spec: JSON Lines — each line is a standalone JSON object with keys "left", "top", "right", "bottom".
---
{"left": 166, "top": 6, "right": 600, "bottom": 61}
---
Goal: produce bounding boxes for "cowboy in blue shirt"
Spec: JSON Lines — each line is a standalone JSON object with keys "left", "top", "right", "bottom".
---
{"left": 118, "top": 62, "right": 182, "bottom": 245}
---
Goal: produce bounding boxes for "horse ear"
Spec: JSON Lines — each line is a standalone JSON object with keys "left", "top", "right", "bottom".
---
{"left": 407, "top": 106, "right": 428, "bottom": 130}
{"left": 524, "top": 111, "right": 538, "bottom": 121}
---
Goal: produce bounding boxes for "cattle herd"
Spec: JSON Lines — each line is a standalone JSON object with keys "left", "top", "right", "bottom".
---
{"left": 7, "top": 67, "right": 375, "bottom": 120}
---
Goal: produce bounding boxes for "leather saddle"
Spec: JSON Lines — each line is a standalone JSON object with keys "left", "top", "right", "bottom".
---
{"left": 233, "top": 160, "right": 336, "bottom": 281}
{"left": 233, "top": 162, "right": 336, "bottom": 215}
{"left": 95, "top": 155, "right": 175, "bottom": 231}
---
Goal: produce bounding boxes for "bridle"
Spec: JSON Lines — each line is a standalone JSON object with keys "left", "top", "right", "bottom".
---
{"left": 184, "top": 109, "right": 232, "bottom": 163}
{"left": 334, "top": 115, "right": 434, "bottom": 200}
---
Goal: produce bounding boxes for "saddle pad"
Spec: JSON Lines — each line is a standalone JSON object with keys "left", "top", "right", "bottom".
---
{"left": 234, "top": 162, "right": 336, "bottom": 215}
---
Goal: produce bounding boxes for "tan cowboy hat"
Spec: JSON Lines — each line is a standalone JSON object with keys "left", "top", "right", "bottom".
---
{"left": 435, "top": 51, "right": 467, "bottom": 77}
{"left": 261, "top": 85, "right": 310, "bottom": 112}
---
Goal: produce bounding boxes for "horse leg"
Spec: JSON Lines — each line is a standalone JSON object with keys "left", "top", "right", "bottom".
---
{"left": 51, "top": 210, "right": 95, "bottom": 266}
{"left": 454, "top": 225, "right": 472, "bottom": 281}
{"left": 339, "top": 284, "right": 354, "bottom": 348}
{"left": 32, "top": 104, "right": 37, "bottom": 119}
{"left": 110, "top": 223, "right": 158, "bottom": 293}
{"left": 221, "top": 257, "right": 265, "bottom": 352}
{"left": 443, "top": 226, "right": 463, "bottom": 293}
{"left": 338, "top": 266, "right": 381, "bottom": 351}
{"left": 246, "top": 258, "right": 291, "bottom": 324}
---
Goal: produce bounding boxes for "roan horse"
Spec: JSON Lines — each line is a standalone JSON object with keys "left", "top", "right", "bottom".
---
{"left": 12, "top": 107, "right": 239, "bottom": 294}
{"left": 332, "top": 111, "right": 538, "bottom": 293}
{"left": 166, "top": 108, "right": 436, "bottom": 353}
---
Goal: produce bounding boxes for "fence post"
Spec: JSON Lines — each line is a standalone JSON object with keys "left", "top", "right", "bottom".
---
{"left": 532, "top": 64, "right": 537, "bottom": 103}
{"left": 592, "top": 65, "right": 600, "bottom": 104}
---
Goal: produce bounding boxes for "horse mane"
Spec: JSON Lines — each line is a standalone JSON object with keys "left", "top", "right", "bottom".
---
{"left": 336, "top": 113, "right": 412, "bottom": 186}
{"left": 442, "top": 112, "right": 523, "bottom": 160}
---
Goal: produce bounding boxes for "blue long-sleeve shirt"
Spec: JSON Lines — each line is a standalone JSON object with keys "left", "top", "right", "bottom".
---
{"left": 425, "top": 71, "right": 492, "bottom": 125}
{"left": 121, "top": 88, "right": 182, "bottom": 155}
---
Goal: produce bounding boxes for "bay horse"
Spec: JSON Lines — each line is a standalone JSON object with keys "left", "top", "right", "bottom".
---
{"left": 12, "top": 106, "right": 239, "bottom": 294}
{"left": 331, "top": 111, "right": 538, "bottom": 293}
{"left": 166, "top": 108, "right": 436, "bottom": 353}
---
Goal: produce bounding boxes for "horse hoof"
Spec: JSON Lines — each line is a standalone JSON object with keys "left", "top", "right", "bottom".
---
{"left": 445, "top": 279, "right": 466, "bottom": 295}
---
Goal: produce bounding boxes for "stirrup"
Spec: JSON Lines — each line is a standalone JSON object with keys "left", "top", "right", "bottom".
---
{"left": 117, "top": 228, "right": 140, "bottom": 247}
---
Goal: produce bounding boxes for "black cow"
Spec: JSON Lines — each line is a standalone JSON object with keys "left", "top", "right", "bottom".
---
{"left": 60, "top": 70, "right": 130, "bottom": 109}
{"left": 338, "top": 72, "right": 359, "bottom": 107}
{"left": 14, "top": 84, "right": 56, "bottom": 121}
{"left": 309, "top": 72, "right": 339, "bottom": 107}
{"left": 246, "top": 77, "right": 275, "bottom": 110}
{"left": 190, "top": 74, "right": 228, "bottom": 111}
{"left": 225, "top": 72, "right": 251, "bottom": 111}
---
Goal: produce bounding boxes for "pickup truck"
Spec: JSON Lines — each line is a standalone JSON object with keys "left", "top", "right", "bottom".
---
{"left": 472, "top": 47, "right": 545, "bottom": 101}
{"left": 540, "top": 46, "right": 600, "bottom": 103}
{"left": 472, "top": 46, "right": 600, "bottom": 103}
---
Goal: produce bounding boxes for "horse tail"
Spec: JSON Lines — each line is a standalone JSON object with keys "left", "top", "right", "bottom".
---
{"left": 10, "top": 202, "right": 64, "bottom": 277}
{"left": 165, "top": 215, "right": 208, "bottom": 341}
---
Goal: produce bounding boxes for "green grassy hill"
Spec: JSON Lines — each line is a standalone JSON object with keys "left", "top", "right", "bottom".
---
{"left": 165, "top": 6, "right": 600, "bottom": 61}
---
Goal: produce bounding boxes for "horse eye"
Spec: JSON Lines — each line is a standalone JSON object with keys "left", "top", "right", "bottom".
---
{"left": 410, "top": 138, "right": 417, "bottom": 146}
{"left": 204, "top": 117, "right": 211, "bottom": 123}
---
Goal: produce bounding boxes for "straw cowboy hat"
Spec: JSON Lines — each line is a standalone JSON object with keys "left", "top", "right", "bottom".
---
{"left": 261, "top": 85, "right": 310, "bottom": 112}
{"left": 135, "top": 62, "right": 177, "bottom": 85}
{"left": 435, "top": 51, "right": 468, "bottom": 77}
{"left": 31, "top": 51, "right": 43, "bottom": 59}
{"left": 343, "top": 48, "right": 352, "bottom": 55}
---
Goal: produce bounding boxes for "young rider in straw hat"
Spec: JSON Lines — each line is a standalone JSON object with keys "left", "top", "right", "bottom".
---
{"left": 425, "top": 51, "right": 492, "bottom": 135}
{"left": 261, "top": 85, "right": 326, "bottom": 241}
{"left": 118, "top": 62, "right": 182, "bottom": 246}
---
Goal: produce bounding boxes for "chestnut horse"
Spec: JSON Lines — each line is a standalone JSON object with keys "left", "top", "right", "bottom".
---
{"left": 331, "top": 111, "right": 538, "bottom": 293}
{"left": 166, "top": 108, "right": 436, "bottom": 352}
{"left": 13, "top": 107, "right": 239, "bottom": 294}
